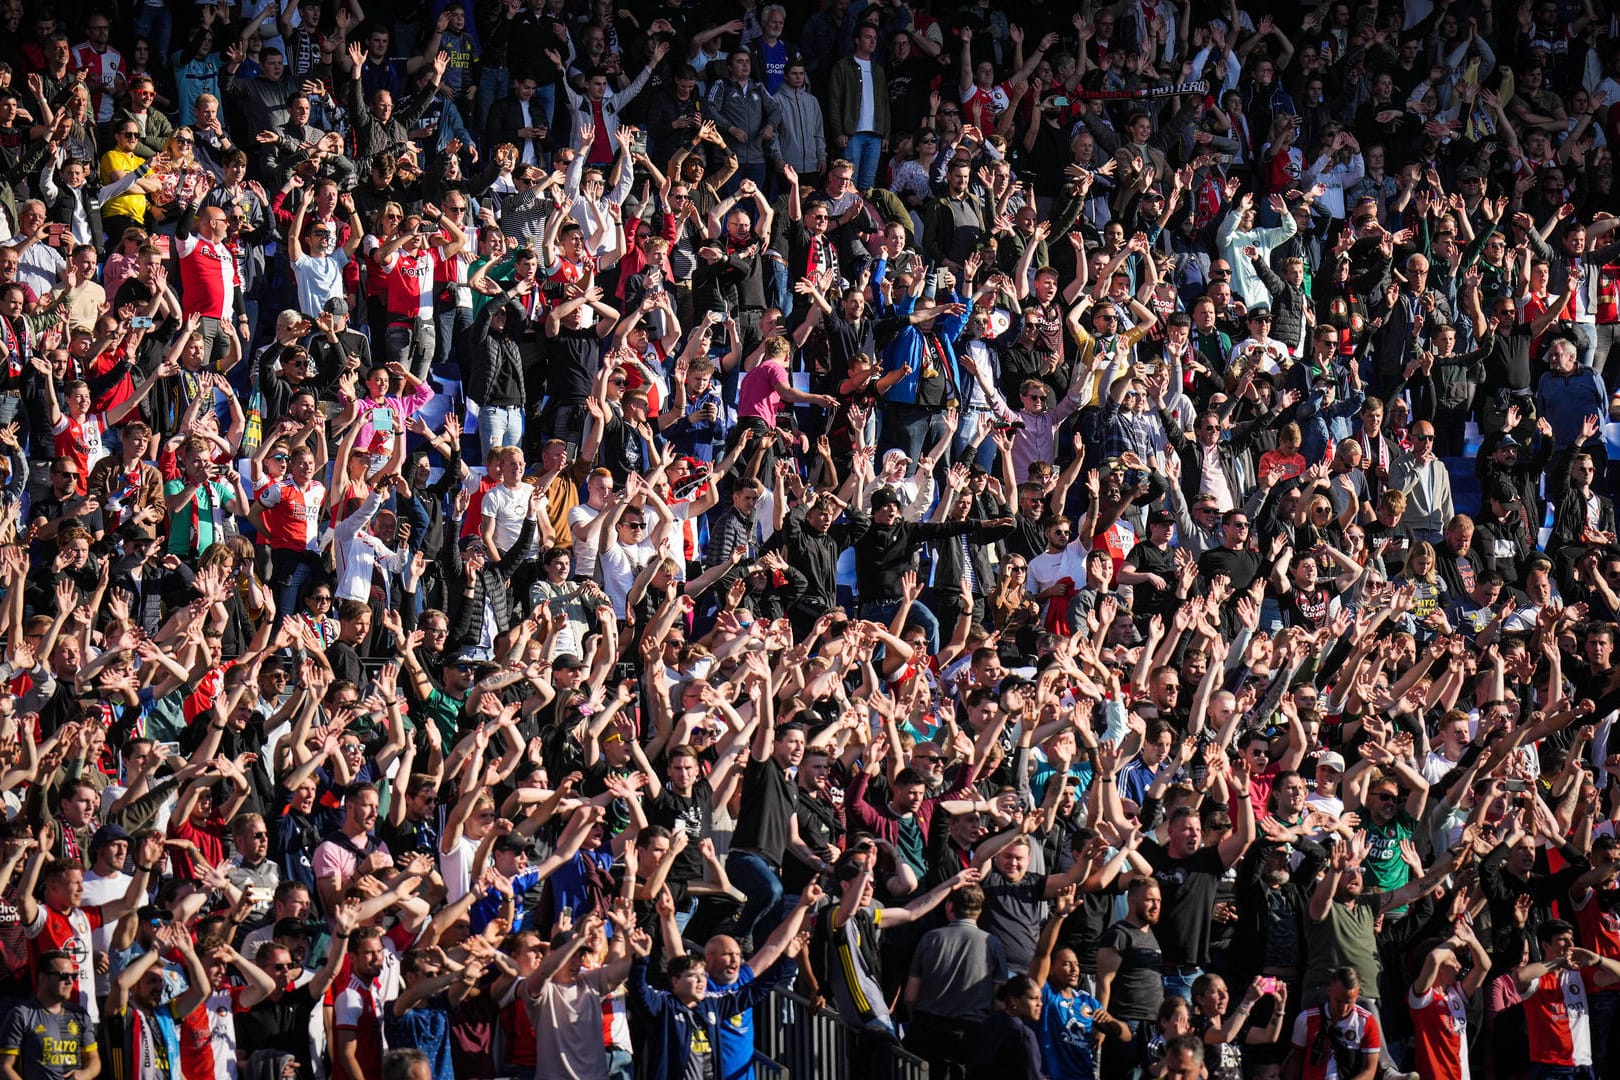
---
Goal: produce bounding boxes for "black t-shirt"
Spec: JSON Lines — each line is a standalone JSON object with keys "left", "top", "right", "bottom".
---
{"left": 544, "top": 327, "right": 603, "bottom": 405}
{"left": 1125, "top": 540, "right": 1178, "bottom": 616}
{"left": 978, "top": 867, "right": 1050, "bottom": 974}
{"left": 325, "top": 640, "right": 364, "bottom": 688}
{"left": 1141, "top": 840, "right": 1228, "bottom": 966}
{"left": 236, "top": 983, "right": 319, "bottom": 1068}
{"left": 731, "top": 756, "right": 797, "bottom": 865}
{"left": 1196, "top": 1015, "right": 1246, "bottom": 1080}
{"left": 1364, "top": 519, "right": 1412, "bottom": 578}
{"left": 645, "top": 779, "right": 714, "bottom": 885}
{"left": 1059, "top": 883, "right": 1124, "bottom": 971}
{"left": 1280, "top": 580, "right": 1340, "bottom": 631}
{"left": 1097, "top": 918, "right": 1164, "bottom": 1021}
{"left": 1197, "top": 547, "right": 1264, "bottom": 593}
{"left": 785, "top": 789, "right": 843, "bottom": 893}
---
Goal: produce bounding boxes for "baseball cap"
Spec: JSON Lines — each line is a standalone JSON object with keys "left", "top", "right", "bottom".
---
{"left": 323, "top": 296, "right": 349, "bottom": 316}
{"left": 552, "top": 653, "right": 587, "bottom": 670}
{"left": 90, "top": 823, "right": 130, "bottom": 854}
{"left": 1148, "top": 509, "right": 1175, "bottom": 526}
{"left": 1317, "top": 751, "right": 1346, "bottom": 772}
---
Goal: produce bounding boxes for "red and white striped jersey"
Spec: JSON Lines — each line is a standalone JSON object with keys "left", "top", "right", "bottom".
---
{"left": 1522, "top": 967, "right": 1592, "bottom": 1067}
{"left": 1408, "top": 983, "right": 1470, "bottom": 1080}
{"left": 71, "top": 43, "right": 124, "bottom": 123}
{"left": 1289, "top": 1003, "right": 1382, "bottom": 1080}
{"left": 382, "top": 247, "right": 437, "bottom": 322}
{"left": 258, "top": 479, "right": 326, "bottom": 552}
{"left": 178, "top": 233, "right": 240, "bottom": 321}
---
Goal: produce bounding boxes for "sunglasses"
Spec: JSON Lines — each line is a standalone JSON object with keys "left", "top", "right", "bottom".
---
{"left": 1413, "top": 434, "right": 1435, "bottom": 442}
{"left": 45, "top": 970, "right": 76, "bottom": 981}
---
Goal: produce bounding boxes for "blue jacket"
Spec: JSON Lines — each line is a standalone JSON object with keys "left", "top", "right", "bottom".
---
{"left": 1536, "top": 366, "right": 1608, "bottom": 450}
{"left": 1292, "top": 387, "right": 1365, "bottom": 464}
{"left": 629, "top": 956, "right": 784, "bottom": 1080}
{"left": 879, "top": 290, "right": 971, "bottom": 406}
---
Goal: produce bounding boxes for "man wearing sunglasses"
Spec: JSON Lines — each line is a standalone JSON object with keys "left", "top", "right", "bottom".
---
{"left": 1387, "top": 421, "right": 1453, "bottom": 545}
{"left": 0, "top": 949, "right": 100, "bottom": 1080}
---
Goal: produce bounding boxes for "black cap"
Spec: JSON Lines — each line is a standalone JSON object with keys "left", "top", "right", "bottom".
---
{"left": 273, "top": 917, "right": 314, "bottom": 938}
{"left": 1148, "top": 509, "right": 1175, "bottom": 526}
{"left": 870, "top": 487, "right": 902, "bottom": 510}
{"left": 552, "top": 653, "right": 587, "bottom": 671}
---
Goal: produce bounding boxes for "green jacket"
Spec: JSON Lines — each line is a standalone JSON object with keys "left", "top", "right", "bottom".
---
{"left": 825, "top": 55, "right": 890, "bottom": 144}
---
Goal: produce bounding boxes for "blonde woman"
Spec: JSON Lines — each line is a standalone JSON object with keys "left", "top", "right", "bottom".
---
{"left": 147, "top": 128, "right": 210, "bottom": 226}
{"left": 1393, "top": 540, "right": 1448, "bottom": 640}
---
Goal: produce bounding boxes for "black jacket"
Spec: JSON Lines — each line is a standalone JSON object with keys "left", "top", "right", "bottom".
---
{"left": 445, "top": 514, "right": 535, "bottom": 649}
{"left": 854, "top": 517, "right": 989, "bottom": 604}
{"left": 766, "top": 504, "right": 871, "bottom": 617}
{"left": 929, "top": 517, "right": 1015, "bottom": 599}
{"left": 463, "top": 298, "right": 527, "bottom": 408}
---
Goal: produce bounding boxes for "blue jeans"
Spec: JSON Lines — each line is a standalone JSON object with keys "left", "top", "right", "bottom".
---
{"left": 1571, "top": 320, "right": 1598, "bottom": 369}
{"left": 725, "top": 850, "right": 787, "bottom": 947}
{"left": 846, "top": 132, "right": 883, "bottom": 190}
{"left": 135, "top": 5, "right": 173, "bottom": 67}
{"left": 474, "top": 65, "right": 510, "bottom": 138}
{"left": 1590, "top": 989, "right": 1618, "bottom": 1080}
{"left": 270, "top": 549, "right": 320, "bottom": 631}
{"left": 384, "top": 320, "right": 436, "bottom": 381}
{"left": 880, "top": 402, "right": 946, "bottom": 462}
{"left": 1530, "top": 1066, "right": 1592, "bottom": 1080}
{"left": 435, "top": 301, "right": 473, "bottom": 375}
{"left": 1161, "top": 968, "right": 1202, "bottom": 1002}
{"left": 768, "top": 249, "right": 791, "bottom": 321}
{"left": 724, "top": 159, "right": 768, "bottom": 196}
{"left": 479, "top": 405, "right": 525, "bottom": 456}
{"left": 861, "top": 596, "right": 941, "bottom": 656}
{"left": 604, "top": 1046, "right": 633, "bottom": 1080}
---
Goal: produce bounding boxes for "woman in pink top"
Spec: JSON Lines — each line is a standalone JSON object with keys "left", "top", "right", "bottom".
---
{"left": 340, "top": 361, "right": 435, "bottom": 463}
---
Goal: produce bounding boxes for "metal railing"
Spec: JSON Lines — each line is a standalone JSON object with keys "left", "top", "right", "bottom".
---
{"left": 753, "top": 989, "right": 928, "bottom": 1080}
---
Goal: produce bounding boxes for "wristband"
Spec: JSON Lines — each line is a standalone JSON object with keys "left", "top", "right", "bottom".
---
{"left": 136, "top": 863, "right": 158, "bottom": 873}
{"left": 335, "top": 932, "right": 351, "bottom": 939}
{"left": 1232, "top": 792, "right": 1251, "bottom": 800}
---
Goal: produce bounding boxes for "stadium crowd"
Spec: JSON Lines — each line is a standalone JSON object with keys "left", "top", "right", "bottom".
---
{"left": 0, "top": 0, "right": 1618, "bottom": 1079}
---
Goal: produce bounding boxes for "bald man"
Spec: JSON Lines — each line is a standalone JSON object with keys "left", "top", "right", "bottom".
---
{"left": 657, "top": 887, "right": 821, "bottom": 1080}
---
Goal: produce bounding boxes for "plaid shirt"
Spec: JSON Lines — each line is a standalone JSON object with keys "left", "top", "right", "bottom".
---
{"left": 1101, "top": 396, "right": 1163, "bottom": 462}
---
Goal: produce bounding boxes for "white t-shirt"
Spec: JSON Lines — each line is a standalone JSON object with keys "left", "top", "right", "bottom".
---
{"left": 291, "top": 249, "right": 349, "bottom": 317}
{"left": 1028, "top": 539, "right": 1090, "bottom": 601}
{"left": 853, "top": 57, "right": 875, "bottom": 132}
{"left": 481, "top": 482, "right": 536, "bottom": 561}
{"left": 440, "top": 833, "right": 479, "bottom": 904}
{"left": 204, "top": 985, "right": 240, "bottom": 1080}
{"left": 81, "top": 870, "right": 131, "bottom": 998}
{"left": 598, "top": 538, "right": 658, "bottom": 619}
{"left": 567, "top": 503, "right": 604, "bottom": 579}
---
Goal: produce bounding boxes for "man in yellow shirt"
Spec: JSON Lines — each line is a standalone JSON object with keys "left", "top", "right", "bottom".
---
{"left": 1065, "top": 293, "right": 1158, "bottom": 403}
{"left": 99, "top": 121, "right": 153, "bottom": 242}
